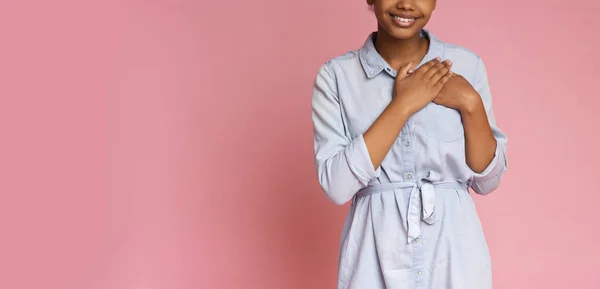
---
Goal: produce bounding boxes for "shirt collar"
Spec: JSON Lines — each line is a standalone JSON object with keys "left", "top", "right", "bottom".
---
{"left": 359, "top": 29, "right": 445, "bottom": 78}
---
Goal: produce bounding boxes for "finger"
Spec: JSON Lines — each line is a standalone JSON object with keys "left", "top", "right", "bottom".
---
{"left": 430, "top": 60, "right": 452, "bottom": 82}
{"left": 418, "top": 57, "right": 441, "bottom": 74}
{"left": 434, "top": 70, "right": 454, "bottom": 92}
{"left": 397, "top": 62, "right": 413, "bottom": 79}
{"left": 416, "top": 57, "right": 441, "bottom": 75}
{"left": 426, "top": 60, "right": 450, "bottom": 80}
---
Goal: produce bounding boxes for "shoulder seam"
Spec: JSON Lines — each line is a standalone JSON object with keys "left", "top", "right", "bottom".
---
{"left": 443, "top": 43, "right": 478, "bottom": 56}
{"left": 472, "top": 55, "right": 485, "bottom": 87}
{"left": 328, "top": 50, "right": 359, "bottom": 65}
{"left": 319, "top": 60, "right": 339, "bottom": 97}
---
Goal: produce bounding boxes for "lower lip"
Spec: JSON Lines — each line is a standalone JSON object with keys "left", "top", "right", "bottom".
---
{"left": 392, "top": 17, "right": 417, "bottom": 28}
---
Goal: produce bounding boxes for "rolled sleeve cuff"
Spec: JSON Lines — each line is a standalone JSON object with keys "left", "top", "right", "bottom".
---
{"left": 470, "top": 141, "right": 506, "bottom": 183}
{"left": 344, "top": 134, "right": 381, "bottom": 186}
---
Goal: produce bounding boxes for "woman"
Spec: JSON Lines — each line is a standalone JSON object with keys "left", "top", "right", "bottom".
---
{"left": 310, "top": 0, "right": 508, "bottom": 288}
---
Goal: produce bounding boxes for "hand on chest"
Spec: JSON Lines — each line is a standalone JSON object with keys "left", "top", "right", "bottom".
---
{"left": 342, "top": 78, "right": 467, "bottom": 143}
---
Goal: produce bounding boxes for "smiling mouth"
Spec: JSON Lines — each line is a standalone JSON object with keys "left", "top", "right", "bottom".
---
{"left": 389, "top": 13, "right": 420, "bottom": 27}
{"left": 391, "top": 14, "right": 418, "bottom": 23}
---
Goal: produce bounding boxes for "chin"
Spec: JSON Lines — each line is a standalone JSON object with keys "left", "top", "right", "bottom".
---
{"left": 391, "top": 29, "right": 420, "bottom": 39}
{"left": 385, "top": 26, "right": 423, "bottom": 40}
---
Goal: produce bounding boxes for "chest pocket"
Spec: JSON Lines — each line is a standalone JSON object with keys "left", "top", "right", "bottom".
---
{"left": 418, "top": 102, "right": 465, "bottom": 142}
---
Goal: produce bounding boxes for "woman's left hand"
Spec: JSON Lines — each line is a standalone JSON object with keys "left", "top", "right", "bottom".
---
{"left": 433, "top": 73, "right": 479, "bottom": 113}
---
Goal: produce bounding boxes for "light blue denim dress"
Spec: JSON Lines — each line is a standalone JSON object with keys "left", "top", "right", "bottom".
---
{"left": 310, "top": 29, "right": 508, "bottom": 289}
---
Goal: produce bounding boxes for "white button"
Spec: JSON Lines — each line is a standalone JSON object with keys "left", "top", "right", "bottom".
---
{"left": 415, "top": 237, "right": 420, "bottom": 243}
{"left": 405, "top": 142, "right": 410, "bottom": 147}
{"left": 407, "top": 174, "right": 413, "bottom": 179}
{"left": 417, "top": 270, "right": 423, "bottom": 275}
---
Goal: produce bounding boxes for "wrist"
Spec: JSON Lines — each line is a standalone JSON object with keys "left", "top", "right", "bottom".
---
{"left": 390, "top": 98, "right": 413, "bottom": 119}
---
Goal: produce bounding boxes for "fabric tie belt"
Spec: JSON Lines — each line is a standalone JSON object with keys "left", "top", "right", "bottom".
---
{"left": 355, "top": 171, "right": 468, "bottom": 244}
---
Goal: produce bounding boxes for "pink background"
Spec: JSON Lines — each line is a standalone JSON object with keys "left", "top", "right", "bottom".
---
{"left": 1, "top": 0, "right": 599, "bottom": 288}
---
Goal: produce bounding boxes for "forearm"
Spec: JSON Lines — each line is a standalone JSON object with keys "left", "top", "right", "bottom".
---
{"left": 363, "top": 100, "right": 410, "bottom": 170}
{"left": 460, "top": 96, "right": 497, "bottom": 173}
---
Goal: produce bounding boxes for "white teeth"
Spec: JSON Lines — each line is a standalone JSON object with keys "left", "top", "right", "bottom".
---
{"left": 393, "top": 16, "right": 415, "bottom": 22}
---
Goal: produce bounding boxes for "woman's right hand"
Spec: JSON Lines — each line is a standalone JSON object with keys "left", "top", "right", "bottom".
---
{"left": 392, "top": 57, "right": 453, "bottom": 116}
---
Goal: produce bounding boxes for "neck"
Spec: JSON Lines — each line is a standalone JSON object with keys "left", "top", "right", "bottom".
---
{"left": 374, "top": 27, "right": 429, "bottom": 70}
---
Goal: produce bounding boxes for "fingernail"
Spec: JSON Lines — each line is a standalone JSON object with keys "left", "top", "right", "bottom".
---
{"left": 445, "top": 60, "right": 452, "bottom": 65}
{"left": 436, "top": 57, "right": 441, "bottom": 61}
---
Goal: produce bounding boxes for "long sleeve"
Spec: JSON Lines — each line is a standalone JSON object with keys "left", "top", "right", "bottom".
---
{"left": 468, "top": 57, "right": 508, "bottom": 195}
{"left": 311, "top": 62, "right": 381, "bottom": 205}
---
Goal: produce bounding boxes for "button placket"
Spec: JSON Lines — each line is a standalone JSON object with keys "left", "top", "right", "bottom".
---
{"left": 400, "top": 119, "right": 415, "bottom": 182}
{"left": 401, "top": 119, "right": 425, "bottom": 281}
